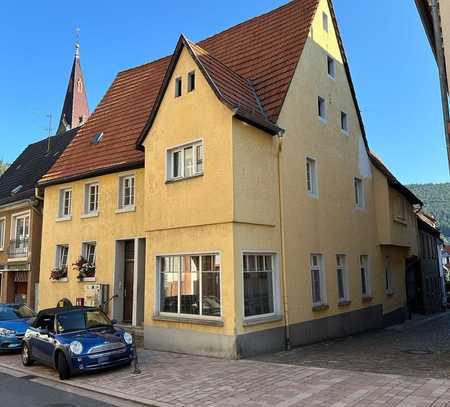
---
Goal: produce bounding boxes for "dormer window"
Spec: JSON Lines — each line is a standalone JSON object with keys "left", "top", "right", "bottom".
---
{"left": 11, "top": 185, "right": 23, "bottom": 195}
{"left": 188, "top": 71, "right": 195, "bottom": 92}
{"left": 175, "top": 77, "right": 182, "bottom": 98}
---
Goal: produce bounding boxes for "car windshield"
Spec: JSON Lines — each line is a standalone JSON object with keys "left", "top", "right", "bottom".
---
{"left": 56, "top": 309, "right": 112, "bottom": 333}
{"left": 0, "top": 305, "right": 35, "bottom": 321}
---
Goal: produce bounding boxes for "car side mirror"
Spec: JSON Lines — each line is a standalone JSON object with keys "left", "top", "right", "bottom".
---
{"left": 111, "top": 319, "right": 117, "bottom": 325}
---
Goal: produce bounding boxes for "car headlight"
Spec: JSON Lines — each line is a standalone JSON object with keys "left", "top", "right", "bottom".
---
{"left": 69, "top": 341, "right": 83, "bottom": 355}
{"left": 123, "top": 332, "right": 133, "bottom": 345}
{"left": 0, "top": 328, "right": 16, "bottom": 336}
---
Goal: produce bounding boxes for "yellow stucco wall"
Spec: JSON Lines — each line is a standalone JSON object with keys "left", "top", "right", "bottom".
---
{"left": 143, "top": 47, "right": 237, "bottom": 336}
{"left": 39, "top": 168, "right": 145, "bottom": 310}
{"left": 275, "top": 0, "right": 411, "bottom": 326}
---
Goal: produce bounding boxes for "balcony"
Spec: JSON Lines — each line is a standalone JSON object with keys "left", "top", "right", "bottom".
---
{"left": 8, "top": 238, "right": 29, "bottom": 259}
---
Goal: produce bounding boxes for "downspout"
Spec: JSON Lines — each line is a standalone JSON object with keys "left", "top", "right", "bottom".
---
{"left": 431, "top": 0, "right": 450, "bottom": 173}
{"left": 277, "top": 131, "right": 291, "bottom": 350}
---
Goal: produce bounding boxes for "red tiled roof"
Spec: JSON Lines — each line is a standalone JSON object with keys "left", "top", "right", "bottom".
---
{"left": 41, "top": 0, "right": 319, "bottom": 184}
{"left": 187, "top": 39, "right": 268, "bottom": 123}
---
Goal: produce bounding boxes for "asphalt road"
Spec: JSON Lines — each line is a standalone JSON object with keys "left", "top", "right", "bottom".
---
{"left": 0, "top": 372, "right": 142, "bottom": 407}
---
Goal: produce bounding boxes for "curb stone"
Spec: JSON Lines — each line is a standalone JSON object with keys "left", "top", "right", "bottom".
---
{"left": 0, "top": 362, "right": 167, "bottom": 407}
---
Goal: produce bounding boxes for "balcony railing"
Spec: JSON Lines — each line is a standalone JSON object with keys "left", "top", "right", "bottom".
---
{"left": 9, "top": 238, "right": 29, "bottom": 258}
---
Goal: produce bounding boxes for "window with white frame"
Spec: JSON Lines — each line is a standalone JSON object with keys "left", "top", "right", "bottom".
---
{"left": 56, "top": 245, "right": 69, "bottom": 270}
{"left": 118, "top": 175, "right": 135, "bottom": 210}
{"left": 158, "top": 254, "right": 221, "bottom": 317}
{"left": 384, "top": 256, "right": 393, "bottom": 293}
{"left": 58, "top": 188, "right": 72, "bottom": 218}
{"left": 322, "top": 11, "right": 329, "bottom": 32}
{"left": 318, "top": 96, "right": 327, "bottom": 121}
{"left": 167, "top": 141, "right": 203, "bottom": 181}
{"left": 360, "top": 255, "right": 370, "bottom": 296}
{"left": 306, "top": 157, "right": 318, "bottom": 196}
{"left": 12, "top": 213, "right": 29, "bottom": 254}
{"left": 341, "top": 111, "right": 348, "bottom": 133}
{"left": 327, "top": 55, "right": 335, "bottom": 79}
{"left": 84, "top": 183, "right": 99, "bottom": 214}
{"left": 243, "top": 253, "right": 277, "bottom": 318}
{"left": 311, "top": 254, "right": 326, "bottom": 306}
{"left": 336, "top": 254, "right": 349, "bottom": 302}
{"left": 354, "top": 178, "right": 364, "bottom": 208}
{"left": 0, "top": 218, "right": 5, "bottom": 250}
{"left": 82, "top": 242, "right": 96, "bottom": 265}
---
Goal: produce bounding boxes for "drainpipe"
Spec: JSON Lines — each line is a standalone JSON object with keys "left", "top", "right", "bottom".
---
{"left": 431, "top": 0, "right": 450, "bottom": 173}
{"left": 276, "top": 130, "right": 291, "bottom": 351}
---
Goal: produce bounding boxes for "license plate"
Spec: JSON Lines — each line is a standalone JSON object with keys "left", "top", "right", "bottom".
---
{"left": 98, "top": 356, "right": 109, "bottom": 364}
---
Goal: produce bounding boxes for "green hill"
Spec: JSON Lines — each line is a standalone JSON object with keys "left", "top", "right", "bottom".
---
{"left": 407, "top": 183, "right": 450, "bottom": 243}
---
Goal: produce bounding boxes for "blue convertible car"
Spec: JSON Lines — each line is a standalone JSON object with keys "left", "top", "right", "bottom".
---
{"left": 0, "top": 304, "right": 35, "bottom": 352}
{"left": 22, "top": 306, "right": 134, "bottom": 379}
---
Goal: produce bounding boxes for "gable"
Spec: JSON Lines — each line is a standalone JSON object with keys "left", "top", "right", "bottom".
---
{"left": 41, "top": 0, "right": 320, "bottom": 185}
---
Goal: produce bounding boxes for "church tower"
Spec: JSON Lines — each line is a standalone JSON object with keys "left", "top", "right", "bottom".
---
{"left": 56, "top": 41, "right": 90, "bottom": 135}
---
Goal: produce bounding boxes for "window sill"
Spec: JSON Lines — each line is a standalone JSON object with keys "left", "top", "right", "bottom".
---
{"left": 153, "top": 314, "right": 223, "bottom": 327}
{"left": 308, "top": 192, "right": 319, "bottom": 199}
{"left": 115, "top": 206, "right": 136, "bottom": 214}
{"left": 242, "top": 315, "right": 283, "bottom": 327}
{"left": 354, "top": 206, "right": 365, "bottom": 211}
{"left": 81, "top": 212, "right": 99, "bottom": 219}
{"left": 51, "top": 278, "right": 68, "bottom": 283}
{"left": 362, "top": 295, "right": 373, "bottom": 302}
{"left": 318, "top": 116, "right": 327, "bottom": 124}
{"left": 165, "top": 173, "right": 204, "bottom": 184}
{"left": 328, "top": 74, "right": 336, "bottom": 81}
{"left": 341, "top": 130, "right": 349, "bottom": 136}
{"left": 56, "top": 216, "right": 72, "bottom": 222}
{"left": 312, "top": 304, "right": 329, "bottom": 311}
{"left": 78, "top": 277, "right": 96, "bottom": 282}
{"left": 338, "top": 300, "right": 351, "bottom": 307}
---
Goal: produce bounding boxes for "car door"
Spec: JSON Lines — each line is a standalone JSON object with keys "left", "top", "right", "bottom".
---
{"left": 31, "top": 316, "right": 56, "bottom": 364}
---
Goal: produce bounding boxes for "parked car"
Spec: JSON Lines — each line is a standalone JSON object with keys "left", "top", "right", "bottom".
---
{"left": 0, "top": 304, "right": 35, "bottom": 352}
{"left": 22, "top": 306, "right": 134, "bottom": 380}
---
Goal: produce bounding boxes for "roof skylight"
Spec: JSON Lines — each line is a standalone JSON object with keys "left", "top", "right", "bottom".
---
{"left": 91, "top": 132, "right": 104, "bottom": 145}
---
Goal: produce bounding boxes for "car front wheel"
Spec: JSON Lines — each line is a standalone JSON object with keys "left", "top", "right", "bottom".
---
{"left": 22, "top": 343, "right": 34, "bottom": 366}
{"left": 57, "top": 352, "right": 71, "bottom": 380}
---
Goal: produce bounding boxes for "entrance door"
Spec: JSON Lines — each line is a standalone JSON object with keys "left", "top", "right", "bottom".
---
{"left": 14, "top": 282, "right": 27, "bottom": 304}
{"left": 123, "top": 240, "right": 135, "bottom": 323}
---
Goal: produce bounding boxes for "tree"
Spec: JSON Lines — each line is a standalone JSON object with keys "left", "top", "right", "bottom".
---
{"left": 0, "top": 160, "right": 8, "bottom": 176}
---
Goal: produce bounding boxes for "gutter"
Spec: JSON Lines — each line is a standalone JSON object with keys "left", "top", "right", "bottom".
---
{"left": 276, "top": 130, "right": 291, "bottom": 350}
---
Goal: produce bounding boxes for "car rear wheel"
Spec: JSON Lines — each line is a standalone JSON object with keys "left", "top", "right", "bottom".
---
{"left": 57, "top": 352, "right": 71, "bottom": 380}
{"left": 22, "top": 343, "right": 34, "bottom": 366}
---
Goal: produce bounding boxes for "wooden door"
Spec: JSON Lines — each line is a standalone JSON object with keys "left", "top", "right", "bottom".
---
{"left": 123, "top": 241, "right": 135, "bottom": 323}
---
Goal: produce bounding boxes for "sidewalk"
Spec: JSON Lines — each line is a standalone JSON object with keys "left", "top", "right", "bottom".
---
{"left": 2, "top": 349, "right": 450, "bottom": 407}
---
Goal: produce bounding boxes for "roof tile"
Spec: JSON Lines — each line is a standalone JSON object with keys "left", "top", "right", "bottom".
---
{"left": 42, "top": 0, "right": 319, "bottom": 184}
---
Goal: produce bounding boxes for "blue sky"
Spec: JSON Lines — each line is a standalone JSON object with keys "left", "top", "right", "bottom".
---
{"left": 1, "top": 0, "right": 448, "bottom": 184}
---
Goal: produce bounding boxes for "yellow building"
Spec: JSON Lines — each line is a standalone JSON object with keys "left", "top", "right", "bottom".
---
{"left": 39, "top": 0, "right": 422, "bottom": 358}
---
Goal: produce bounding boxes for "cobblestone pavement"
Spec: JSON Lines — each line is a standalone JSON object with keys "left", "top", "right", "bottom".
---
{"left": 2, "top": 342, "right": 450, "bottom": 406}
{"left": 255, "top": 312, "right": 450, "bottom": 379}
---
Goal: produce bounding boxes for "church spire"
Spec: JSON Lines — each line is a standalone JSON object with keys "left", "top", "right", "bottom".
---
{"left": 57, "top": 32, "right": 89, "bottom": 135}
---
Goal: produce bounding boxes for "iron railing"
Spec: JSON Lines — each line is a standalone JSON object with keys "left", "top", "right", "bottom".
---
{"left": 8, "top": 238, "right": 29, "bottom": 258}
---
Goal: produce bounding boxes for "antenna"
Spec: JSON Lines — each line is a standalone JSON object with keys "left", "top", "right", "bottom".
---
{"left": 46, "top": 113, "right": 52, "bottom": 153}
